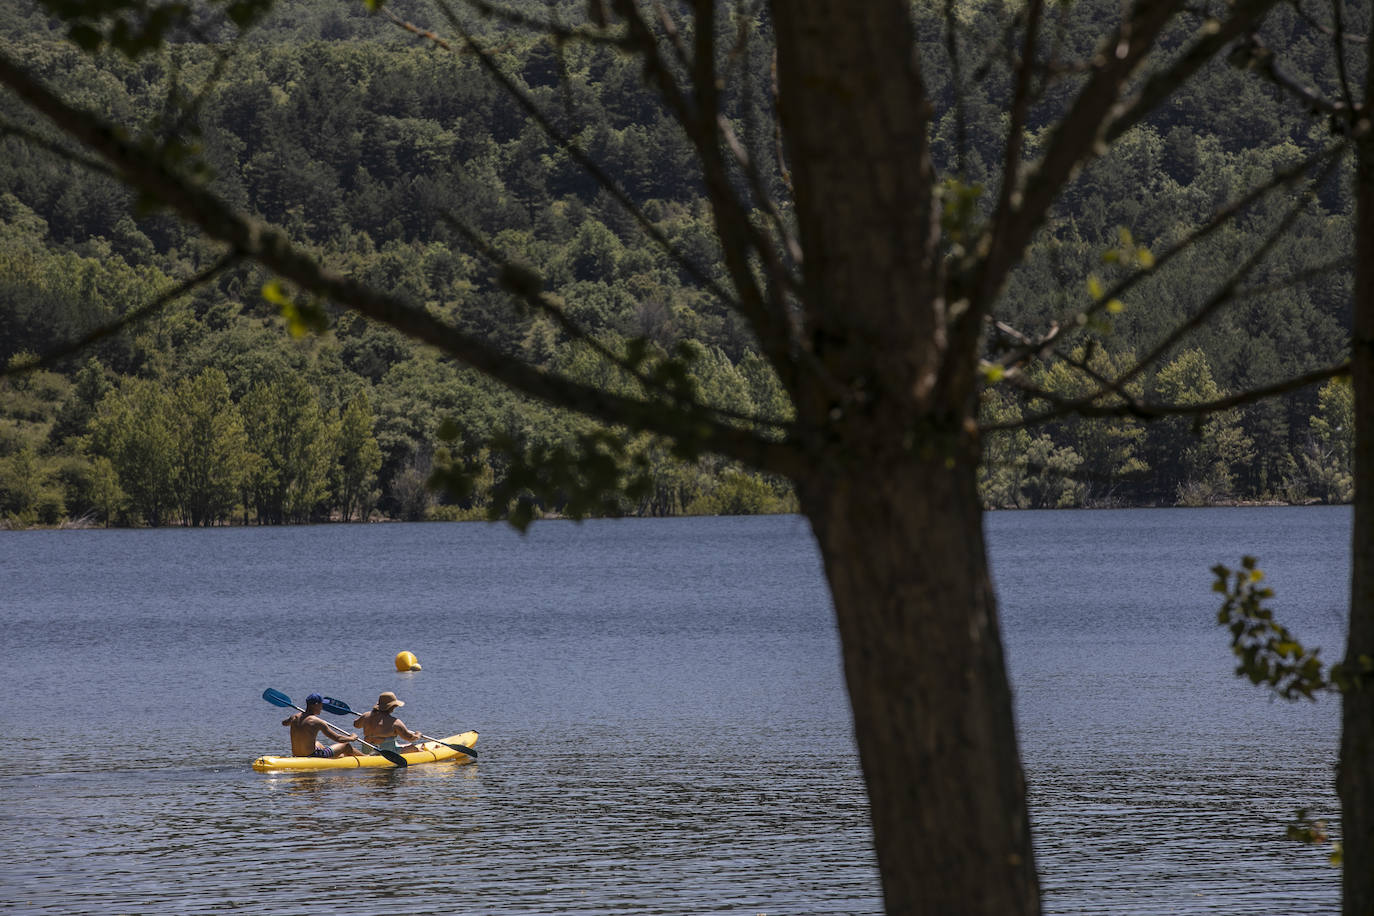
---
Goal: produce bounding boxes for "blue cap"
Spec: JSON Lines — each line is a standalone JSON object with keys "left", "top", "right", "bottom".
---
{"left": 305, "top": 693, "right": 323, "bottom": 706}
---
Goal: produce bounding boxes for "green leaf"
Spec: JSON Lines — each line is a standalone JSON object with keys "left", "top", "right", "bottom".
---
{"left": 262, "top": 280, "right": 328, "bottom": 337}
{"left": 261, "top": 279, "right": 290, "bottom": 306}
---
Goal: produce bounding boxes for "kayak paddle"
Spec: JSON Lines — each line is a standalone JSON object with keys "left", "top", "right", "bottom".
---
{"left": 321, "top": 695, "right": 478, "bottom": 758}
{"left": 261, "top": 688, "right": 409, "bottom": 766}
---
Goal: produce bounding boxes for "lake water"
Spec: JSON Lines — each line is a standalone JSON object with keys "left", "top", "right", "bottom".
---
{"left": 0, "top": 507, "right": 1349, "bottom": 914}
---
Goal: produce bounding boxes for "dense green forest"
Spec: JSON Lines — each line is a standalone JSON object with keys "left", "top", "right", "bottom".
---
{"left": 0, "top": 0, "right": 1356, "bottom": 527}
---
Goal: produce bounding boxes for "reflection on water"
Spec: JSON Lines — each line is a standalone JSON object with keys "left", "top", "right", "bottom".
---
{"left": 5, "top": 750, "right": 875, "bottom": 915}
{"left": 261, "top": 760, "right": 482, "bottom": 796}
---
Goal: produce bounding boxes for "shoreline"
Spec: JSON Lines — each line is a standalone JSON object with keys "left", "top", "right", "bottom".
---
{"left": 0, "top": 499, "right": 1349, "bottom": 532}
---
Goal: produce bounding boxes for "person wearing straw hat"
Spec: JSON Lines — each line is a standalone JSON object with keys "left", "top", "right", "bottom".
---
{"left": 283, "top": 693, "right": 363, "bottom": 759}
{"left": 353, "top": 691, "right": 423, "bottom": 755}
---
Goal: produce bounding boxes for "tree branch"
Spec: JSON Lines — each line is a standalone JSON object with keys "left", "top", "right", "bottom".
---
{"left": 442, "top": 212, "right": 792, "bottom": 433}
{"left": 986, "top": 361, "right": 1348, "bottom": 432}
{"left": 942, "top": 0, "right": 971, "bottom": 180}
{"left": 971, "top": 0, "right": 1283, "bottom": 318}
{"left": 0, "top": 253, "right": 240, "bottom": 378}
{"left": 1290, "top": 0, "right": 1368, "bottom": 44}
{"left": 969, "top": 1, "right": 1189, "bottom": 314}
{"left": 1226, "top": 33, "right": 1352, "bottom": 121}
{"left": 0, "top": 118, "right": 124, "bottom": 181}
{"left": 389, "top": 3, "right": 746, "bottom": 320}
{"left": 987, "top": 141, "right": 1349, "bottom": 373}
{"left": 1104, "top": 0, "right": 1286, "bottom": 145}
{"left": 989, "top": 0, "right": 1044, "bottom": 271}
{"left": 1100, "top": 146, "right": 1346, "bottom": 397}
{"left": 0, "top": 48, "right": 802, "bottom": 476}
{"left": 437, "top": 0, "right": 628, "bottom": 47}
{"left": 608, "top": 0, "right": 801, "bottom": 390}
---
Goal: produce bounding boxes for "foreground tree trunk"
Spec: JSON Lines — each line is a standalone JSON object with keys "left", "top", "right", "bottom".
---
{"left": 1344, "top": 41, "right": 1374, "bottom": 910}
{"left": 774, "top": 5, "right": 1038, "bottom": 912}
{"left": 800, "top": 460, "right": 1038, "bottom": 913}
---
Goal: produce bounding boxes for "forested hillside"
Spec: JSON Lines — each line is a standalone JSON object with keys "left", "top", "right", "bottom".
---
{"left": 0, "top": 0, "right": 1356, "bottom": 526}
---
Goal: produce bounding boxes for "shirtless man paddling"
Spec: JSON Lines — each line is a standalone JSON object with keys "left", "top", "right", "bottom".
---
{"left": 283, "top": 693, "right": 362, "bottom": 759}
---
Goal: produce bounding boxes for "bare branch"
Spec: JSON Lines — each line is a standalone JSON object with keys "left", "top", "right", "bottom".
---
{"left": 969, "top": 1, "right": 1190, "bottom": 313}
{"left": 607, "top": 0, "right": 800, "bottom": 386}
{"left": 1104, "top": 0, "right": 1287, "bottom": 145}
{"left": 442, "top": 212, "right": 791, "bottom": 434}
{"left": 1037, "top": 0, "right": 1080, "bottom": 99}
{"left": 0, "top": 48, "right": 802, "bottom": 476}
{"left": 1230, "top": 254, "right": 1355, "bottom": 302}
{"left": 721, "top": 8, "right": 802, "bottom": 284}
{"left": 989, "top": 140, "right": 1349, "bottom": 372}
{"left": 769, "top": 49, "right": 791, "bottom": 201}
{"left": 0, "top": 118, "right": 124, "bottom": 181}
{"left": 1329, "top": 0, "right": 1359, "bottom": 114}
{"left": 986, "top": 361, "right": 1349, "bottom": 431}
{"left": 1227, "top": 33, "right": 1351, "bottom": 120}
{"left": 420, "top": 2, "right": 804, "bottom": 397}
{"left": 159, "top": 32, "right": 245, "bottom": 156}
{"left": 942, "top": 0, "right": 971, "bottom": 180}
{"left": 648, "top": 0, "right": 693, "bottom": 73}
{"left": 388, "top": 3, "right": 745, "bottom": 319}
{"left": 991, "top": 0, "right": 1045, "bottom": 262}
{"left": 971, "top": 0, "right": 1284, "bottom": 320}
{"left": 1102, "top": 148, "right": 1346, "bottom": 396}
{"left": 1290, "top": 0, "right": 1368, "bottom": 44}
{"left": 0, "top": 253, "right": 239, "bottom": 378}
{"left": 445, "top": 0, "right": 628, "bottom": 46}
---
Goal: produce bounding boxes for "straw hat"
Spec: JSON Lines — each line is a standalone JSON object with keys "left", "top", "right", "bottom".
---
{"left": 375, "top": 691, "right": 405, "bottom": 712}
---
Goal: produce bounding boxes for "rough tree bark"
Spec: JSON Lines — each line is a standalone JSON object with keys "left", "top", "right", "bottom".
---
{"left": 773, "top": 6, "right": 1038, "bottom": 912}
{"left": 1345, "top": 29, "right": 1374, "bottom": 910}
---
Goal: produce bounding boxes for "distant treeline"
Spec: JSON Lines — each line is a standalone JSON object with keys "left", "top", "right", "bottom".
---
{"left": 0, "top": 1, "right": 1355, "bottom": 526}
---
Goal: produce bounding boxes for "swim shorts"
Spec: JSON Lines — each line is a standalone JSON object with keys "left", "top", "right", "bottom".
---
{"left": 310, "top": 744, "right": 336, "bottom": 758}
{"left": 366, "top": 738, "right": 405, "bottom": 754}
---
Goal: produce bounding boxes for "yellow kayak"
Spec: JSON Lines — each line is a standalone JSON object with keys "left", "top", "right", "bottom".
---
{"left": 252, "top": 731, "right": 478, "bottom": 772}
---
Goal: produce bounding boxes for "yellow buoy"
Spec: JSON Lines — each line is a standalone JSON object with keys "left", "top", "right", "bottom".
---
{"left": 395, "top": 650, "right": 422, "bottom": 672}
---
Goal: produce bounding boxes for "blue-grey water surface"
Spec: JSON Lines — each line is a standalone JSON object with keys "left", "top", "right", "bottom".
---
{"left": 0, "top": 507, "right": 1349, "bottom": 914}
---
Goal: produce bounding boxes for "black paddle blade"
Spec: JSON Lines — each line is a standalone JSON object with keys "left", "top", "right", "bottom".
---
{"left": 425, "top": 735, "right": 476, "bottom": 757}
{"left": 381, "top": 749, "right": 408, "bottom": 767}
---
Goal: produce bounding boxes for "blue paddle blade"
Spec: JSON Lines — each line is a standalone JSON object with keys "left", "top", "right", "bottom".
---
{"left": 321, "top": 696, "right": 356, "bottom": 717}
{"left": 263, "top": 688, "right": 295, "bottom": 708}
